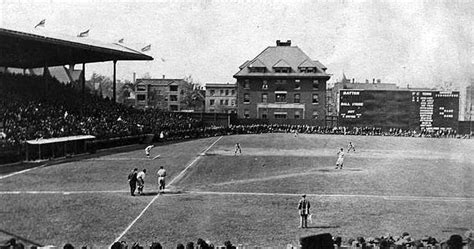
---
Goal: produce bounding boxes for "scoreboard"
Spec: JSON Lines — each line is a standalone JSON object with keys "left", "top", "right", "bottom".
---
{"left": 339, "top": 89, "right": 459, "bottom": 130}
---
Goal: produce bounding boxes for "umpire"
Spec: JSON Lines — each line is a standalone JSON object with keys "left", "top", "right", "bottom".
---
{"left": 298, "top": 194, "right": 311, "bottom": 228}
{"left": 128, "top": 168, "right": 138, "bottom": 196}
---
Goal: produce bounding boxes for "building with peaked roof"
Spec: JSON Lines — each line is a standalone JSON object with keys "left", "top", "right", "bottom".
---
{"left": 205, "top": 83, "right": 237, "bottom": 113}
{"left": 233, "top": 40, "right": 330, "bottom": 123}
{"left": 134, "top": 76, "right": 188, "bottom": 111}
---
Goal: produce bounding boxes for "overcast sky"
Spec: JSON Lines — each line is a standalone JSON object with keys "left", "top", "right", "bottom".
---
{"left": 1, "top": 0, "right": 472, "bottom": 89}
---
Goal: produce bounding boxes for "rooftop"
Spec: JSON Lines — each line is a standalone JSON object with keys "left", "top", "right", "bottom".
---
{"left": 234, "top": 41, "right": 330, "bottom": 78}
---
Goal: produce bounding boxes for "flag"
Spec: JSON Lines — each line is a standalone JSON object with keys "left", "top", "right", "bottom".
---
{"left": 35, "top": 19, "right": 46, "bottom": 28}
{"left": 118, "top": 38, "right": 124, "bottom": 43}
{"left": 141, "top": 44, "right": 151, "bottom": 52}
{"left": 77, "top": 29, "right": 89, "bottom": 37}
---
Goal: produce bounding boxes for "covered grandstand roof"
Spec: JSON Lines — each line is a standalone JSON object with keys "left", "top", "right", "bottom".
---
{"left": 0, "top": 28, "right": 153, "bottom": 68}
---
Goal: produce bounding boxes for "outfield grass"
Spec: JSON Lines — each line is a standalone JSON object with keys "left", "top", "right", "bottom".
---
{"left": 0, "top": 134, "right": 472, "bottom": 247}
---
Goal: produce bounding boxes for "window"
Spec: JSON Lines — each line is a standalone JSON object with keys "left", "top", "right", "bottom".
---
{"left": 136, "top": 85, "right": 146, "bottom": 91}
{"left": 276, "top": 93, "right": 287, "bottom": 103}
{"left": 225, "top": 90, "right": 229, "bottom": 96}
{"left": 261, "top": 109, "right": 268, "bottom": 119}
{"left": 244, "top": 93, "right": 250, "bottom": 104}
{"left": 300, "top": 67, "right": 316, "bottom": 73}
{"left": 170, "top": 105, "right": 178, "bottom": 111}
{"left": 180, "top": 90, "right": 185, "bottom": 95}
{"left": 231, "top": 90, "right": 235, "bottom": 95}
{"left": 295, "top": 110, "right": 301, "bottom": 119}
{"left": 231, "top": 99, "right": 235, "bottom": 106}
{"left": 210, "top": 99, "right": 215, "bottom": 106}
{"left": 274, "top": 112, "right": 287, "bottom": 119}
{"left": 312, "top": 94, "right": 319, "bottom": 104}
{"left": 294, "top": 93, "right": 300, "bottom": 103}
{"left": 137, "top": 94, "right": 146, "bottom": 101}
{"left": 210, "top": 90, "right": 215, "bottom": 96}
{"left": 225, "top": 99, "right": 229, "bottom": 105}
{"left": 170, "top": 85, "right": 178, "bottom": 91}
{"left": 244, "top": 80, "right": 250, "bottom": 89}
{"left": 262, "top": 80, "right": 268, "bottom": 90}
{"left": 261, "top": 93, "right": 268, "bottom": 103}
{"left": 220, "top": 99, "right": 224, "bottom": 105}
{"left": 312, "top": 111, "right": 319, "bottom": 119}
{"left": 275, "top": 68, "right": 290, "bottom": 73}
{"left": 220, "top": 90, "right": 224, "bottom": 96}
{"left": 294, "top": 80, "right": 300, "bottom": 90}
{"left": 313, "top": 80, "right": 319, "bottom": 90}
{"left": 249, "top": 67, "right": 265, "bottom": 73}
{"left": 276, "top": 79, "right": 287, "bottom": 84}
{"left": 244, "top": 109, "right": 250, "bottom": 118}
{"left": 170, "top": 95, "right": 178, "bottom": 101}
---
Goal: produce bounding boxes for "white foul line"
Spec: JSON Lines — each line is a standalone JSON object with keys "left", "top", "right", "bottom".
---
{"left": 0, "top": 163, "right": 47, "bottom": 180}
{"left": 188, "top": 191, "right": 474, "bottom": 202}
{"left": 0, "top": 190, "right": 129, "bottom": 195}
{"left": 108, "top": 136, "right": 222, "bottom": 247}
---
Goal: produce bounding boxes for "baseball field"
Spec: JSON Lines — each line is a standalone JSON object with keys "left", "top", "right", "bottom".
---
{"left": 0, "top": 133, "right": 472, "bottom": 248}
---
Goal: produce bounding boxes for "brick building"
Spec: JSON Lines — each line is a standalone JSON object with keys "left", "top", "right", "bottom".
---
{"left": 233, "top": 40, "right": 330, "bottom": 123}
{"left": 205, "top": 83, "right": 237, "bottom": 113}
{"left": 134, "top": 77, "right": 188, "bottom": 111}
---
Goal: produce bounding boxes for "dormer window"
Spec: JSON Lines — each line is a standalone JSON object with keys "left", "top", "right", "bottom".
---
{"left": 248, "top": 59, "right": 266, "bottom": 73}
{"left": 249, "top": 67, "right": 265, "bottom": 73}
{"left": 299, "top": 67, "right": 317, "bottom": 73}
{"left": 273, "top": 59, "right": 291, "bottom": 73}
{"left": 274, "top": 67, "right": 291, "bottom": 73}
{"left": 298, "top": 59, "right": 319, "bottom": 73}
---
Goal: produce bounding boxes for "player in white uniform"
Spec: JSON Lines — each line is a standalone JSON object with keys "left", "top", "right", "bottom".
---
{"left": 145, "top": 145, "right": 154, "bottom": 158}
{"left": 157, "top": 166, "right": 167, "bottom": 192}
{"left": 347, "top": 142, "right": 356, "bottom": 152}
{"left": 335, "top": 148, "right": 344, "bottom": 169}
{"left": 136, "top": 169, "right": 146, "bottom": 195}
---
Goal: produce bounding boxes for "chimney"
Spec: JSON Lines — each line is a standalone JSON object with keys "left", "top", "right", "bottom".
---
{"left": 276, "top": 40, "right": 291, "bottom": 46}
{"left": 162, "top": 75, "right": 165, "bottom": 79}
{"left": 365, "top": 79, "right": 369, "bottom": 84}
{"left": 352, "top": 78, "right": 355, "bottom": 83}
{"left": 133, "top": 72, "right": 136, "bottom": 84}
{"left": 373, "top": 78, "right": 375, "bottom": 84}
{"left": 377, "top": 79, "right": 381, "bottom": 83}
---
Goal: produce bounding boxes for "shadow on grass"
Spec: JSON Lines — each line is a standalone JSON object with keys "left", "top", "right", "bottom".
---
{"left": 139, "top": 190, "right": 184, "bottom": 196}
{"left": 0, "top": 228, "right": 43, "bottom": 247}
{"left": 306, "top": 225, "right": 340, "bottom": 229}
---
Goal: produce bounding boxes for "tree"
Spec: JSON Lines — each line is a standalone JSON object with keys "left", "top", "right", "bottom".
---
{"left": 86, "top": 73, "right": 113, "bottom": 99}
{"left": 181, "top": 75, "right": 205, "bottom": 112}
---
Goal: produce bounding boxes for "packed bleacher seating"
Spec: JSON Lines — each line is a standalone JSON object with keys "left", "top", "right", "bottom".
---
{"left": 0, "top": 72, "right": 201, "bottom": 147}
{"left": 1, "top": 230, "right": 472, "bottom": 248}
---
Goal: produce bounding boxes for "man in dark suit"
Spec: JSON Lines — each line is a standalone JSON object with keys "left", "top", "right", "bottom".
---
{"left": 298, "top": 194, "right": 311, "bottom": 228}
{"left": 128, "top": 168, "right": 138, "bottom": 196}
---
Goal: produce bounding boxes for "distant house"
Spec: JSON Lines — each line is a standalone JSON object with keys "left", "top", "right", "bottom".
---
{"left": 134, "top": 77, "right": 188, "bottom": 111}
{"left": 205, "top": 83, "right": 237, "bottom": 113}
{"left": 233, "top": 40, "right": 330, "bottom": 123}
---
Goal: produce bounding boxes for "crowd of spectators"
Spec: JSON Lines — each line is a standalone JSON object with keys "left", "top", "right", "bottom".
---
{"left": 2, "top": 231, "right": 472, "bottom": 248}
{"left": 0, "top": 73, "right": 201, "bottom": 148}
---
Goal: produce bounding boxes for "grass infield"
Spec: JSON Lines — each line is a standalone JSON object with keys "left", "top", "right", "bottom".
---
{"left": 0, "top": 134, "right": 472, "bottom": 247}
